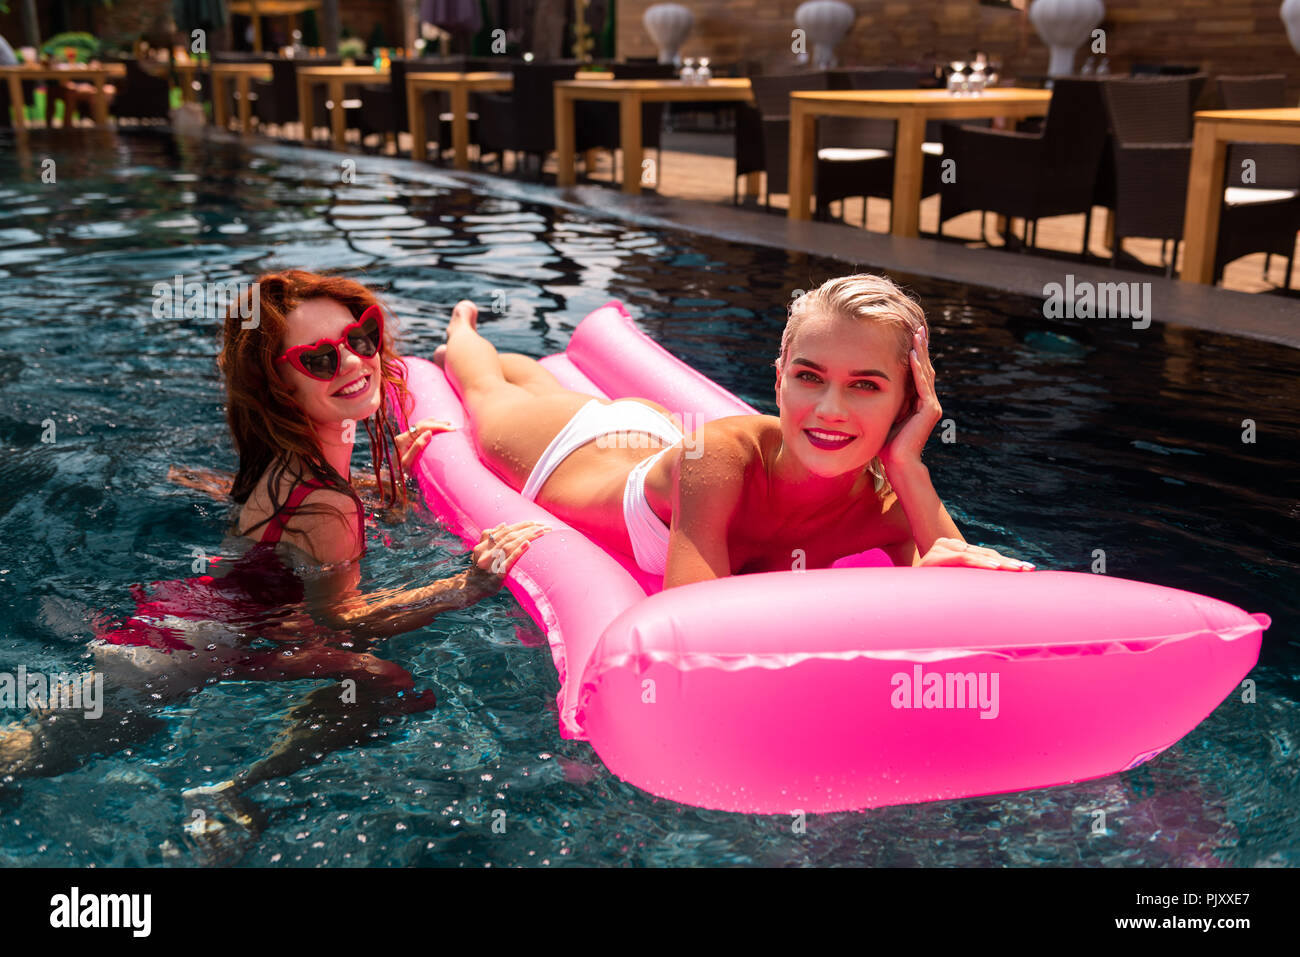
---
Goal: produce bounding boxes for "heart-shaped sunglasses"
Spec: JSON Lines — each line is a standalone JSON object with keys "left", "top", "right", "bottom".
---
{"left": 276, "top": 304, "right": 384, "bottom": 381}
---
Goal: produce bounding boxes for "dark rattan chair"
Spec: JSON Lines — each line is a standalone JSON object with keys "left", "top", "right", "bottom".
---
{"left": 938, "top": 77, "right": 1106, "bottom": 251}
{"left": 109, "top": 60, "right": 171, "bottom": 124}
{"left": 748, "top": 72, "right": 896, "bottom": 222}
{"left": 473, "top": 63, "right": 611, "bottom": 178}
{"left": 250, "top": 58, "right": 299, "bottom": 134}
{"left": 1215, "top": 74, "right": 1300, "bottom": 285}
{"left": 1100, "top": 76, "right": 1201, "bottom": 273}
{"left": 1100, "top": 75, "right": 1298, "bottom": 285}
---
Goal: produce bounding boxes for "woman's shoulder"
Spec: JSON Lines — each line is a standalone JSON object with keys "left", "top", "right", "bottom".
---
{"left": 236, "top": 467, "right": 362, "bottom": 564}
{"left": 690, "top": 414, "right": 779, "bottom": 457}
{"left": 673, "top": 415, "right": 775, "bottom": 495}
{"left": 279, "top": 486, "right": 363, "bottom": 565}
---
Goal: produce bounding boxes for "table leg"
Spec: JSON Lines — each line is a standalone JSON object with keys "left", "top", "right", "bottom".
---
{"left": 92, "top": 77, "right": 109, "bottom": 126}
{"left": 237, "top": 75, "right": 252, "bottom": 133}
{"left": 6, "top": 75, "right": 24, "bottom": 132}
{"left": 298, "top": 74, "right": 312, "bottom": 144}
{"left": 743, "top": 172, "right": 761, "bottom": 198}
{"left": 787, "top": 100, "right": 816, "bottom": 220}
{"left": 1180, "top": 120, "right": 1227, "bottom": 284}
{"left": 619, "top": 95, "right": 643, "bottom": 194}
{"left": 890, "top": 111, "right": 926, "bottom": 237}
{"left": 555, "top": 87, "right": 576, "bottom": 186}
{"left": 330, "top": 79, "right": 346, "bottom": 149}
{"left": 409, "top": 82, "right": 426, "bottom": 162}
{"left": 213, "top": 73, "right": 229, "bottom": 130}
{"left": 451, "top": 84, "right": 470, "bottom": 170}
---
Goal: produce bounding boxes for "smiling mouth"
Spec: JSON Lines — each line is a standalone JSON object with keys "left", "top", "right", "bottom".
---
{"left": 333, "top": 374, "right": 371, "bottom": 398}
{"left": 803, "top": 428, "right": 856, "bottom": 451}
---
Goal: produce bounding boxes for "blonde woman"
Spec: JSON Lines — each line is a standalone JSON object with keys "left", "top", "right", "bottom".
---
{"left": 436, "top": 273, "right": 1032, "bottom": 588}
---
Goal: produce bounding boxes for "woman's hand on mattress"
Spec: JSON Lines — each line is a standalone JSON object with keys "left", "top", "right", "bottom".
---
{"left": 878, "top": 328, "right": 940, "bottom": 479}
{"left": 918, "top": 537, "right": 1035, "bottom": 572}
{"left": 463, "top": 521, "right": 552, "bottom": 595}
{"left": 396, "top": 417, "right": 458, "bottom": 476}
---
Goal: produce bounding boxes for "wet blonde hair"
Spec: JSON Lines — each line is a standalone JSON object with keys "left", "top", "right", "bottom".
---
{"left": 774, "top": 274, "right": 930, "bottom": 497}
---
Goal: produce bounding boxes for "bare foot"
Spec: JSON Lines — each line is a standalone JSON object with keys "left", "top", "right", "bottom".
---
{"left": 182, "top": 780, "right": 265, "bottom": 865}
{"left": 0, "top": 725, "right": 37, "bottom": 777}
{"left": 446, "top": 299, "right": 479, "bottom": 339}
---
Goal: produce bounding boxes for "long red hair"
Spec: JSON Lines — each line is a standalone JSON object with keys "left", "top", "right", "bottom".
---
{"left": 218, "top": 270, "right": 414, "bottom": 539}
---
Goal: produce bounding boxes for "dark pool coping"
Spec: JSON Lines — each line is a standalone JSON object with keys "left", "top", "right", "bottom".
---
{"left": 241, "top": 136, "right": 1300, "bottom": 351}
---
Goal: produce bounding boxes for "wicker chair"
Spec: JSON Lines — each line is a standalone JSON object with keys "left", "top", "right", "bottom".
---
{"left": 472, "top": 63, "right": 612, "bottom": 179}
{"left": 357, "top": 58, "right": 426, "bottom": 153}
{"left": 746, "top": 72, "right": 896, "bottom": 222}
{"left": 0, "top": 75, "right": 39, "bottom": 128}
{"left": 938, "top": 77, "right": 1107, "bottom": 251}
{"left": 1097, "top": 76, "right": 1202, "bottom": 273}
{"left": 250, "top": 58, "right": 300, "bottom": 134}
{"left": 1101, "top": 76, "right": 1298, "bottom": 285}
{"left": 1214, "top": 74, "right": 1300, "bottom": 285}
{"left": 108, "top": 60, "right": 171, "bottom": 124}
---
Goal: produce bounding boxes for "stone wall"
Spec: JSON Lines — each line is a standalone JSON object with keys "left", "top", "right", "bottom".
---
{"left": 0, "top": 1, "right": 405, "bottom": 53}
{"left": 617, "top": 0, "right": 1300, "bottom": 103}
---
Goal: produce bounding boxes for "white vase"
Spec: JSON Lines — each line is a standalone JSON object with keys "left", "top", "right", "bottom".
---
{"left": 795, "top": 0, "right": 856, "bottom": 71}
{"left": 1283, "top": 0, "right": 1300, "bottom": 56}
{"left": 643, "top": 3, "right": 694, "bottom": 66}
{"left": 1029, "top": 0, "right": 1106, "bottom": 77}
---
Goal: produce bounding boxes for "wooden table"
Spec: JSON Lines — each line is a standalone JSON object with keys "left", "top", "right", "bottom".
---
{"left": 136, "top": 60, "right": 202, "bottom": 105}
{"left": 172, "top": 61, "right": 201, "bottom": 104}
{"left": 0, "top": 63, "right": 125, "bottom": 130}
{"left": 788, "top": 88, "right": 1053, "bottom": 237}
{"left": 229, "top": 0, "right": 322, "bottom": 53}
{"left": 406, "top": 72, "right": 511, "bottom": 167}
{"left": 1181, "top": 108, "right": 1300, "bottom": 284}
{"left": 297, "top": 64, "right": 388, "bottom": 149}
{"left": 554, "top": 78, "right": 754, "bottom": 193}
{"left": 405, "top": 70, "right": 616, "bottom": 168}
{"left": 211, "top": 61, "right": 272, "bottom": 132}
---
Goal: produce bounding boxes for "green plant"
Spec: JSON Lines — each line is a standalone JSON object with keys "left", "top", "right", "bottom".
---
{"left": 41, "top": 32, "right": 101, "bottom": 62}
{"left": 338, "top": 36, "right": 366, "bottom": 60}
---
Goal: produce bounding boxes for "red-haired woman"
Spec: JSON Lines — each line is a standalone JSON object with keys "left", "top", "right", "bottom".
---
{"left": 0, "top": 270, "right": 548, "bottom": 860}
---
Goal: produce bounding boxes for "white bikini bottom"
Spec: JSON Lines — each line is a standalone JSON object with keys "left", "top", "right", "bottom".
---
{"left": 519, "top": 399, "right": 682, "bottom": 574}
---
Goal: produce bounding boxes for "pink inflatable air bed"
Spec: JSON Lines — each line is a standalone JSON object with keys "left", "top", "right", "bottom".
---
{"left": 398, "top": 302, "right": 1268, "bottom": 813}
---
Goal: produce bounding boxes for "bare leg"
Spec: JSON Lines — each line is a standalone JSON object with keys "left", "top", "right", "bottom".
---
{"left": 440, "top": 301, "right": 600, "bottom": 489}
{"left": 436, "top": 300, "right": 678, "bottom": 547}
{"left": 180, "top": 642, "right": 434, "bottom": 863}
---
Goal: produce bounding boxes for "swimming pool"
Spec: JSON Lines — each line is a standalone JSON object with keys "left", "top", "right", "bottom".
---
{"left": 0, "top": 128, "right": 1295, "bottom": 867}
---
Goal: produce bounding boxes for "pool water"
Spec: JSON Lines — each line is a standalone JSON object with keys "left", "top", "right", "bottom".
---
{"left": 0, "top": 129, "right": 1296, "bottom": 867}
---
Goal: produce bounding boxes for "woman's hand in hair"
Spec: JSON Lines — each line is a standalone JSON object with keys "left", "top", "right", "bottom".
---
{"left": 463, "top": 521, "right": 552, "bottom": 596}
{"left": 917, "top": 537, "right": 1035, "bottom": 572}
{"left": 878, "top": 327, "right": 940, "bottom": 480}
{"left": 395, "top": 417, "right": 458, "bottom": 477}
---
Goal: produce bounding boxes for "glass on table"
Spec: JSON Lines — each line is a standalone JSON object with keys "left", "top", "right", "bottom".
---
{"left": 680, "top": 57, "right": 697, "bottom": 84}
{"left": 947, "top": 60, "right": 967, "bottom": 95}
